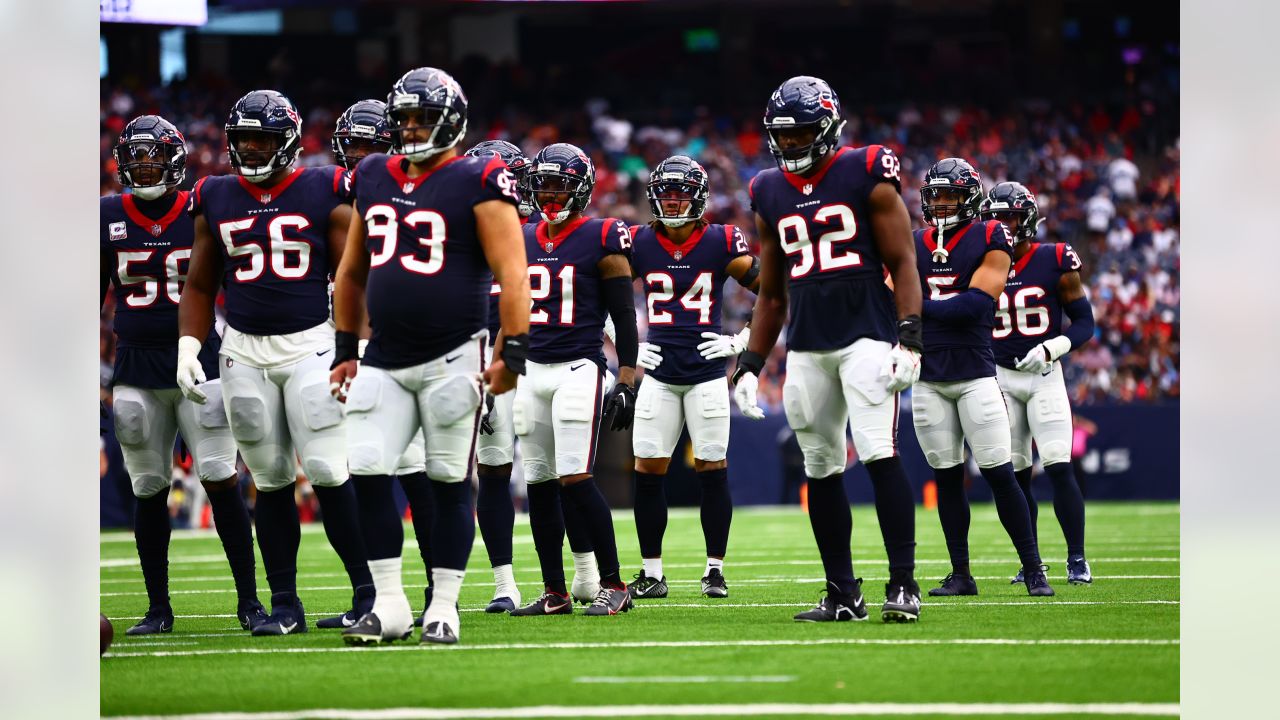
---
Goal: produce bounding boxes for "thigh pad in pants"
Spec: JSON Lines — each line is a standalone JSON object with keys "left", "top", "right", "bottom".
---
{"left": 113, "top": 385, "right": 178, "bottom": 498}
{"left": 220, "top": 363, "right": 296, "bottom": 491}
{"left": 477, "top": 390, "right": 515, "bottom": 467}
{"left": 551, "top": 368, "right": 601, "bottom": 478}
{"left": 632, "top": 378, "right": 684, "bottom": 459}
{"left": 1028, "top": 367, "right": 1072, "bottom": 466}
{"left": 176, "top": 379, "right": 237, "bottom": 482}
{"left": 784, "top": 352, "right": 848, "bottom": 479}
{"left": 686, "top": 378, "right": 730, "bottom": 462}
{"left": 911, "top": 383, "right": 965, "bottom": 469}
{"left": 957, "top": 378, "right": 1013, "bottom": 468}
{"left": 345, "top": 367, "right": 418, "bottom": 477}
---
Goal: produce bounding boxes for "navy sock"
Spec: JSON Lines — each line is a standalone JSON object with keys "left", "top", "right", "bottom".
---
{"left": 476, "top": 465, "right": 515, "bottom": 567}
{"left": 561, "top": 487, "right": 595, "bottom": 555}
{"left": 1015, "top": 467, "right": 1038, "bottom": 542}
{"left": 934, "top": 465, "right": 971, "bottom": 576}
{"left": 353, "top": 474, "right": 403, "bottom": 560}
{"left": 203, "top": 481, "right": 258, "bottom": 602}
{"left": 254, "top": 484, "right": 301, "bottom": 597}
{"left": 134, "top": 488, "right": 172, "bottom": 611}
{"left": 864, "top": 457, "right": 917, "bottom": 582}
{"left": 313, "top": 481, "right": 373, "bottom": 589}
{"left": 633, "top": 471, "right": 668, "bottom": 559}
{"left": 979, "top": 462, "right": 1041, "bottom": 569}
{"left": 562, "top": 479, "right": 622, "bottom": 587}
{"left": 526, "top": 481, "right": 567, "bottom": 593}
{"left": 429, "top": 479, "right": 475, "bottom": 571}
{"left": 804, "top": 473, "right": 856, "bottom": 596}
{"left": 697, "top": 468, "right": 732, "bottom": 559}
{"left": 398, "top": 471, "right": 435, "bottom": 581}
{"left": 1045, "top": 462, "right": 1087, "bottom": 558}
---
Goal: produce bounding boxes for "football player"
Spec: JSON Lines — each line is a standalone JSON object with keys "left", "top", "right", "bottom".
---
{"left": 508, "top": 143, "right": 639, "bottom": 617}
{"left": 625, "top": 155, "right": 759, "bottom": 600}
{"left": 102, "top": 115, "right": 266, "bottom": 635}
{"left": 912, "top": 159, "right": 1053, "bottom": 598}
{"left": 330, "top": 99, "right": 442, "bottom": 626}
{"left": 736, "top": 76, "right": 925, "bottom": 623}
{"left": 329, "top": 68, "right": 531, "bottom": 645}
{"left": 177, "top": 90, "right": 373, "bottom": 635}
{"left": 464, "top": 139, "right": 537, "bottom": 614}
{"left": 982, "top": 182, "right": 1094, "bottom": 585}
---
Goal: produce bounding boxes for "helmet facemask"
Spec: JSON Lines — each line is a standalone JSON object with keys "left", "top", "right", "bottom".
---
{"left": 921, "top": 183, "right": 982, "bottom": 229}
{"left": 227, "top": 128, "right": 297, "bottom": 184}
{"left": 387, "top": 104, "right": 465, "bottom": 163}
{"left": 526, "top": 172, "right": 589, "bottom": 224}
{"left": 647, "top": 180, "right": 706, "bottom": 228}
{"left": 765, "top": 117, "right": 845, "bottom": 174}
{"left": 115, "top": 139, "right": 185, "bottom": 200}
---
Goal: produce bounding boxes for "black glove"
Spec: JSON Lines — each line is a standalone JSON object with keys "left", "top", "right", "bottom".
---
{"left": 897, "top": 314, "right": 924, "bottom": 354}
{"left": 333, "top": 330, "right": 360, "bottom": 369}
{"left": 731, "top": 350, "right": 766, "bottom": 385}
{"left": 604, "top": 382, "right": 636, "bottom": 431}
{"left": 479, "top": 393, "right": 496, "bottom": 435}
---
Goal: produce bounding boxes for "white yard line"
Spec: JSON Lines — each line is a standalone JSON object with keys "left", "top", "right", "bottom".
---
{"left": 105, "top": 701, "right": 1181, "bottom": 719}
{"left": 103, "top": 636, "right": 1178, "bottom": 659}
{"left": 573, "top": 675, "right": 797, "bottom": 684}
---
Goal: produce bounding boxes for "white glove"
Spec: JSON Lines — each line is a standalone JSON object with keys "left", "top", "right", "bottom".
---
{"left": 603, "top": 315, "right": 617, "bottom": 345}
{"left": 1016, "top": 336, "right": 1072, "bottom": 374}
{"left": 733, "top": 371, "right": 766, "bottom": 420}
{"left": 697, "top": 327, "right": 751, "bottom": 360}
{"left": 637, "top": 342, "right": 663, "bottom": 370}
{"left": 879, "top": 344, "right": 921, "bottom": 393}
{"left": 176, "top": 335, "right": 208, "bottom": 404}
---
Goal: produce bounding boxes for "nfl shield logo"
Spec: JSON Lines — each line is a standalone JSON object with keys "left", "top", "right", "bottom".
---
{"left": 150, "top": 224, "right": 163, "bottom": 237}
{"left": 673, "top": 250, "right": 683, "bottom": 261}
{"left": 544, "top": 242, "right": 555, "bottom": 253}
{"left": 259, "top": 193, "right": 272, "bottom": 203}
{"left": 802, "top": 183, "right": 814, "bottom": 195}
{"left": 403, "top": 182, "right": 416, "bottom": 193}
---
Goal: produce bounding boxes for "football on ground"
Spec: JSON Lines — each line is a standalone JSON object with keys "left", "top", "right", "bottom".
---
{"left": 100, "top": 502, "right": 1179, "bottom": 718}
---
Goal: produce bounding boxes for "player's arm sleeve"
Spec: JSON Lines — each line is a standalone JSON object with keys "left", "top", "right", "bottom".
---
{"left": 1057, "top": 257, "right": 1094, "bottom": 351}
{"left": 923, "top": 287, "right": 996, "bottom": 325}
{"left": 602, "top": 276, "right": 638, "bottom": 368}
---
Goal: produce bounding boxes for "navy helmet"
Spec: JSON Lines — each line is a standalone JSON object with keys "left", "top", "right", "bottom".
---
{"left": 647, "top": 155, "right": 710, "bottom": 227}
{"left": 332, "top": 99, "right": 393, "bottom": 170}
{"left": 466, "top": 140, "right": 532, "bottom": 215}
{"left": 386, "top": 67, "right": 468, "bottom": 162}
{"left": 920, "top": 157, "right": 984, "bottom": 229}
{"left": 522, "top": 143, "right": 595, "bottom": 223}
{"left": 113, "top": 115, "right": 187, "bottom": 200}
{"left": 763, "top": 76, "right": 846, "bottom": 174}
{"left": 980, "top": 181, "right": 1042, "bottom": 243}
{"left": 225, "top": 90, "right": 302, "bottom": 182}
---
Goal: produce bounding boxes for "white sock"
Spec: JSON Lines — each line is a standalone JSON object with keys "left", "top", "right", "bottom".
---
{"left": 492, "top": 564, "right": 519, "bottom": 602}
{"left": 643, "top": 557, "right": 664, "bottom": 580}
{"left": 368, "top": 557, "right": 409, "bottom": 619}
{"left": 572, "top": 551, "right": 599, "bottom": 581}
{"left": 705, "top": 557, "right": 724, "bottom": 577}
{"left": 427, "top": 568, "right": 465, "bottom": 623}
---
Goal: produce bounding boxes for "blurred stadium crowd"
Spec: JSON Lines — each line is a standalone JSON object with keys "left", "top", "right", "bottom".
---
{"left": 101, "top": 71, "right": 1179, "bottom": 414}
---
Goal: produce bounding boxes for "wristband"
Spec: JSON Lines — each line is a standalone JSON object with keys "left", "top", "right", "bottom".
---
{"left": 500, "top": 333, "right": 529, "bottom": 375}
{"left": 897, "top": 314, "right": 923, "bottom": 353}
{"left": 731, "top": 349, "right": 765, "bottom": 384}
{"left": 333, "top": 331, "right": 359, "bottom": 369}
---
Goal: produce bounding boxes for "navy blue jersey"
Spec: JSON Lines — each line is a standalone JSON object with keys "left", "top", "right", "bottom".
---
{"left": 524, "top": 216, "right": 632, "bottom": 368}
{"left": 352, "top": 152, "right": 518, "bottom": 368}
{"left": 915, "top": 219, "right": 1014, "bottom": 382}
{"left": 189, "top": 166, "right": 346, "bottom": 336}
{"left": 101, "top": 191, "right": 220, "bottom": 388}
{"left": 749, "top": 145, "right": 901, "bottom": 352}
{"left": 993, "top": 242, "right": 1084, "bottom": 368}
{"left": 631, "top": 223, "right": 750, "bottom": 385}
{"left": 485, "top": 215, "right": 532, "bottom": 346}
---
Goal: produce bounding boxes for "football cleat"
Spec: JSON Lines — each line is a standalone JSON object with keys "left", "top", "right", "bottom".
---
{"left": 584, "top": 585, "right": 634, "bottom": 616}
{"left": 237, "top": 598, "right": 269, "bottom": 632}
{"left": 316, "top": 583, "right": 374, "bottom": 629}
{"left": 1067, "top": 557, "right": 1093, "bottom": 585}
{"left": 251, "top": 592, "right": 308, "bottom": 636}
{"left": 881, "top": 581, "right": 922, "bottom": 623}
{"left": 510, "top": 590, "right": 574, "bottom": 616}
{"left": 485, "top": 597, "right": 517, "bottom": 614}
{"left": 928, "top": 573, "right": 979, "bottom": 597}
{"left": 628, "top": 572, "right": 668, "bottom": 600}
{"left": 1024, "top": 566, "right": 1056, "bottom": 596}
{"left": 125, "top": 607, "right": 174, "bottom": 636}
{"left": 701, "top": 569, "right": 729, "bottom": 599}
{"left": 341, "top": 611, "right": 412, "bottom": 646}
{"left": 794, "top": 580, "right": 868, "bottom": 622}
{"left": 1010, "top": 564, "right": 1048, "bottom": 585}
{"left": 420, "top": 620, "right": 458, "bottom": 645}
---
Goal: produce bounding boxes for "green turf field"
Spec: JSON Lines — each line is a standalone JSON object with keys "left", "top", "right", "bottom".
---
{"left": 99, "top": 501, "right": 1179, "bottom": 719}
